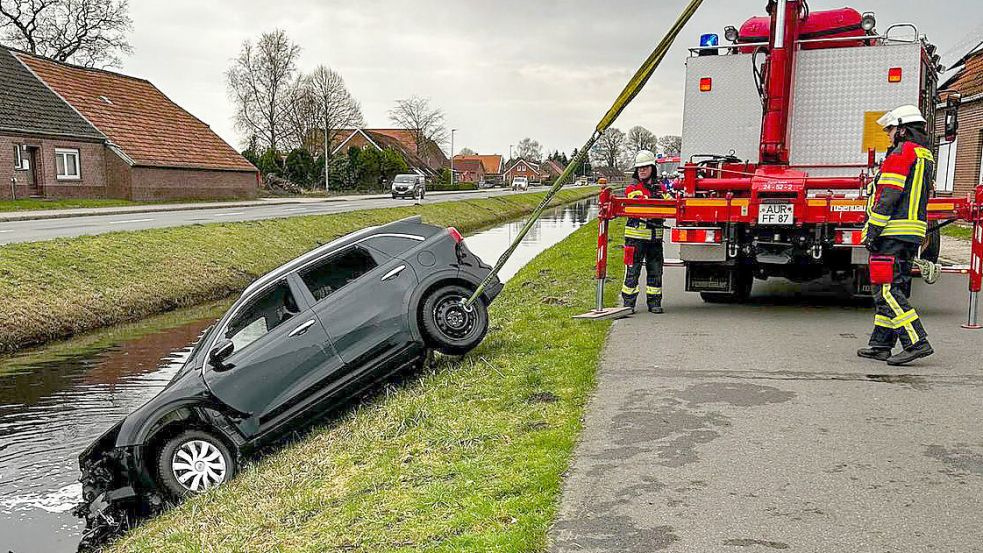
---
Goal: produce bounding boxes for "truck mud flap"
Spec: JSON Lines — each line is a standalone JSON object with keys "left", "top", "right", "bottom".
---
{"left": 686, "top": 264, "right": 737, "bottom": 293}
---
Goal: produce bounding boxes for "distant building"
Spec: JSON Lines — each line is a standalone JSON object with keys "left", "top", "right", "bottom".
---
{"left": 0, "top": 46, "right": 258, "bottom": 201}
{"left": 593, "top": 166, "right": 629, "bottom": 185}
{"left": 504, "top": 158, "right": 544, "bottom": 185}
{"left": 452, "top": 158, "right": 486, "bottom": 184}
{"left": 453, "top": 154, "right": 503, "bottom": 185}
{"left": 935, "top": 43, "right": 983, "bottom": 198}
{"left": 542, "top": 159, "right": 566, "bottom": 180}
{"left": 332, "top": 129, "right": 449, "bottom": 179}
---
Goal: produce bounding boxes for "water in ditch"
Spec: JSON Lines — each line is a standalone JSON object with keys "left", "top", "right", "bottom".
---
{"left": 0, "top": 197, "right": 598, "bottom": 552}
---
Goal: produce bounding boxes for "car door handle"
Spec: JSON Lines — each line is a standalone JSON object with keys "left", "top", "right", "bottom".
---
{"left": 381, "top": 265, "right": 406, "bottom": 282}
{"left": 289, "top": 319, "right": 317, "bottom": 337}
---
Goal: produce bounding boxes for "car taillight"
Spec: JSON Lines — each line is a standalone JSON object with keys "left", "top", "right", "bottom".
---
{"left": 834, "top": 228, "right": 864, "bottom": 246}
{"left": 448, "top": 227, "right": 463, "bottom": 244}
{"left": 671, "top": 227, "right": 722, "bottom": 244}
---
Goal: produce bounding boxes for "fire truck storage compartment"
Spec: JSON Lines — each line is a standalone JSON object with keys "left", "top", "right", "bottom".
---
{"left": 788, "top": 42, "right": 924, "bottom": 178}
{"left": 681, "top": 53, "right": 763, "bottom": 164}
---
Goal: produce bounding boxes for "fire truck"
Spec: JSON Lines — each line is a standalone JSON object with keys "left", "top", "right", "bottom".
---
{"left": 595, "top": 0, "right": 982, "bottom": 325}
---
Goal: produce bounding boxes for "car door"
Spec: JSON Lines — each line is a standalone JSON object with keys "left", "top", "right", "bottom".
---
{"left": 202, "top": 277, "right": 341, "bottom": 431}
{"left": 300, "top": 244, "right": 418, "bottom": 371}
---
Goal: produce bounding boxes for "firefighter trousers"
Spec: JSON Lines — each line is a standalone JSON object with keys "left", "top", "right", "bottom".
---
{"left": 869, "top": 238, "right": 928, "bottom": 349}
{"left": 622, "top": 238, "right": 664, "bottom": 309}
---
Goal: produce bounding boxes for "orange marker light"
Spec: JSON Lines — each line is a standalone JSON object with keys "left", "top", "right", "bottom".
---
{"left": 888, "top": 67, "right": 903, "bottom": 83}
{"left": 699, "top": 77, "right": 712, "bottom": 92}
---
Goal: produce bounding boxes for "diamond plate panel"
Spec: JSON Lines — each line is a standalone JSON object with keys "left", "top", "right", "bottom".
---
{"left": 789, "top": 43, "right": 922, "bottom": 176}
{"left": 681, "top": 54, "right": 763, "bottom": 164}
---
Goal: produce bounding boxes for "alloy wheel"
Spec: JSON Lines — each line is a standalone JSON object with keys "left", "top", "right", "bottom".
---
{"left": 171, "top": 439, "right": 228, "bottom": 492}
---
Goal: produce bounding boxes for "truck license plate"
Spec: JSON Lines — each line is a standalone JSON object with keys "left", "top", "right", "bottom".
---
{"left": 758, "top": 203, "right": 794, "bottom": 225}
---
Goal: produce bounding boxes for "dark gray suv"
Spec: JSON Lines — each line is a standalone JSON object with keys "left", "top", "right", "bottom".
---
{"left": 75, "top": 216, "right": 502, "bottom": 546}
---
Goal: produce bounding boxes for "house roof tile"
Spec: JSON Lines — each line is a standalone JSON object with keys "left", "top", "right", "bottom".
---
{"left": 453, "top": 154, "right": 502, "bottom": 174}
{"left": 16, "top": 51, "right": 256, "bottom": 172}
{"left": 0, "top": 47, "right": 103, "bottom": 140}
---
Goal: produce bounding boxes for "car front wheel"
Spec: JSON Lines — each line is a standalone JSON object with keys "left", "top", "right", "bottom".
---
{"left": 420, "top": 285, "right": 489, "bottom": 355}
{"left": 156, "top": 429, "right": 236, "bottom": 499}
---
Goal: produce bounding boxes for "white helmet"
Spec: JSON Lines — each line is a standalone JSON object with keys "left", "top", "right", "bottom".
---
{"left": 634, "top": 149, "right": 657, "bottom": 168}
{"left": 877, "top": 105, "right": 926, "bottom": 129}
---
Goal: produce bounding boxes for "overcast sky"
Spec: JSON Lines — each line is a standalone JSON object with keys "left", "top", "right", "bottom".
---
{"left": 122, "top": 0, "right": 981, "bottom": 157}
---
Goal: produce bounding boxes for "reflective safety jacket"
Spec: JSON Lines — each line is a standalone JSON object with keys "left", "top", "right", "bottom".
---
{"left": 625, "top": 179, "right": 673, "bottom": 241}
{"left": 862, "top": 140, "right": 935, "bottom": 244}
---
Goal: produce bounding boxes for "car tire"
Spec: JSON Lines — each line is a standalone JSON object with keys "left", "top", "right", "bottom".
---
{"left": 392, "top": 193, "right": 398, "bottom": 199}
{"left": 420, "top": 284, "right": 488, "bottom": 355}
{"left": 156, "top": 429, "right": 236, "bottom": 499}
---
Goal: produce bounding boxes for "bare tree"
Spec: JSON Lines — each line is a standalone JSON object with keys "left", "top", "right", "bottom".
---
{"left": 515, "top": 137, "right": 542, "bottom": 162}
{"left": 458, "top": 147, "right": 476, "bottom": 156}
{"left": 626, "top": 126, "right": 658, "bottom": 157}
{"left": 591, "top": 127, "right": 627, "bottom": 169}
{"left": 283, "top": 65, "right": 364, "bottom": 153}
{"left": 658, "top": 134, "right": 682, "bottom": 155}
{"left": 388, "top": 95, "right": 447, "bottom": 159}
{"left": 0, "top": 0, "right": 132, "bottom": 68}
{"left": 226, "top": 29, "right": 301, "bottom": 152}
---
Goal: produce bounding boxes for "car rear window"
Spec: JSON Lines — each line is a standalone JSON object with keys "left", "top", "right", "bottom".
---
{"left": 300, "top": 246, "right": 378, "bottom": 301}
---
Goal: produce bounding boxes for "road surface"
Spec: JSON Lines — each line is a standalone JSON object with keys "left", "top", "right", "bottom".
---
{"left": 550, "top": 241, "right": 982, "bottom": 552}
{"left": 0, "top": 188, "right": 522, "bottom": 245}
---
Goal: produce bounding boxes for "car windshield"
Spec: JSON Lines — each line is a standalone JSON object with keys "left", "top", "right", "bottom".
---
{"left": 394, "top": 175, "right": 416, "bottom": 183}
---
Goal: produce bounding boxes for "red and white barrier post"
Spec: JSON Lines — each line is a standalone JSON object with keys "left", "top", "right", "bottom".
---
{"left": 963, "top": 185, "right": 983, "bottom": 329}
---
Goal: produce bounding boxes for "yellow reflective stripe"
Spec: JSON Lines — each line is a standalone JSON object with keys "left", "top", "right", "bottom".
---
{"left": 878, "top": 173, "right": 906, "bottom": 187}
{"left": 882, "top": 285, "right": 919, "bottom": 344}
{"left": 646, "top": 287, "right": 663, "bottom": 296}
{"left": 622, "top": 284, "right": 639, "bottom": 295}
{"left": 894, "top": 309, "right": 919, "bottom": 328}
{"left": 625, "top": 227, "right": 653, "bottom": 239}
{"left": 909, "top": 158, "right": 924, "bottom": 220}
{"left": 875, "top": 315, "right": 896, "bottom": 328}
{"left": 882, "top": 219, "right": 927, "bottom": 237}
{"left": 627, "top": 190, "right": 645, "bottom": 199}
{"left": 914, "top": 147, "right": 935, "bottom": 161}
{"left": 867, "top": 212, "right": 890, "bottom": 226}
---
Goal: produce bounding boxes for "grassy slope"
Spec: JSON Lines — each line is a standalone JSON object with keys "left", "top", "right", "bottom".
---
{"left": 942, "top": 224, "right": 973, "bottom": 241}
{"left": 0, "top": 189, "right": 596, "bottom": 355}
{"left": 111, "top": 219, "right": 625, "bottom": 553}
{"left": 0, "top": 198, "right": 141, "bottom": 212}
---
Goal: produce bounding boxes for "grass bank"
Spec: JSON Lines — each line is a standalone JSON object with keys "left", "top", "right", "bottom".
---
{"left": 0, "top": 188, "right": 597, "bottom": 355}
{"left": 110, "top": 218, "right": 624, "bottom": 553}
{"left": 942, "top": 223, "right": 974, "bottom": 241}
{"left": 0, "top": 198, "right": 141, "bottom": 212}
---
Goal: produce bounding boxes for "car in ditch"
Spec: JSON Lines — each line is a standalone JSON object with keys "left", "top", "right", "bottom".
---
{"left": 75, "top": 216, "right": 502, "bottom": 546}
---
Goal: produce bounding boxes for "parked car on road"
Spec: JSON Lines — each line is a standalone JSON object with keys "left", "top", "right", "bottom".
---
{"left": 75, "top": 216, "right": 502, "bottom": 546}
{"left": 391, "top": 174, "right": 426, "bottom": 199}
{"left": 511, "top": 176, "right": 529, "bottom": 191}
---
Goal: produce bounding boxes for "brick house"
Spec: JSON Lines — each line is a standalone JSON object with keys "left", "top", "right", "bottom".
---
{"left": 935, "top": 44, "right": 983, "bottom": 198}
{"left": 0, "top": 47, "right": 257, "bottom": 201}
{"left": 453, "top": 154, "right": 503, "bottom": 185}
{"left": 451, "top": 158, "right": 485, "bottom": 184}
{"left": 503, "top": 158, "right": 544, "bottom": 185}
{"left": 332, "top": 128, "right": 449, "bottom": 179}
{"left": 593, "top": 165, "right": 629, "bottom": 185}
{"left": 542, "top": 159, "right": 565, "bottom": 180}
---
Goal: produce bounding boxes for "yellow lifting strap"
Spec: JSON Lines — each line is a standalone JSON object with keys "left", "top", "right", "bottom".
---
{"left": 465, "top": 0, "right": 705, "bottom": 306}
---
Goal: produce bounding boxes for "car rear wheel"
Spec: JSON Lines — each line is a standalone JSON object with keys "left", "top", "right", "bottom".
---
{"left": 156, "top": 429, "right": 235, "bottom": 499}
{"left": 420, "top": 285, "right": 488, "bottom": 355}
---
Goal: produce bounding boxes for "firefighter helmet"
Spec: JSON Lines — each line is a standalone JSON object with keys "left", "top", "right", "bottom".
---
{"left": 634, "top": 150, "right": 657, "bottom": 168}
{"left": 877, "top": 105, "right": 926, "bottom": 129}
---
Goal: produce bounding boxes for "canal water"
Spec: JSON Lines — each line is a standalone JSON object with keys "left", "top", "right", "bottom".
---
{"left": 0, "top": 198, "right": 598, "bottom": 552}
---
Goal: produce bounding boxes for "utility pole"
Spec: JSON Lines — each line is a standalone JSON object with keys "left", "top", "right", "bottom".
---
{"left": 450, "top": 128, "right": 457, "bottom": 185}
{"left": 323, "top": 99, "right": 330, "bottom": 192}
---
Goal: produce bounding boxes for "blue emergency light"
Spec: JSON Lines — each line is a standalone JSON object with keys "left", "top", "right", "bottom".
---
{"left": 700, "top": 33, "right": 719, "bottom": 47}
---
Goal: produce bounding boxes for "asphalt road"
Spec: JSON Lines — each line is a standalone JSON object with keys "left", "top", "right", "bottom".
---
{"left": 0, "top": 188, "right": 523, "bottom": 245}
{"left": 551, "top": 241, "right": 983, "bottom": 552}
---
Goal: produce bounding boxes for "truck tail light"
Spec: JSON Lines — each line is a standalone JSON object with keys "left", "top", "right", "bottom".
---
{"left": 888, "top": 67, "right": 902, "bottom": 83}
{"left": 834, "top": 228, "right": 864, "bottom": 246}
{"left": 699, "top": 77, "right": 712, "bottom": 92}
{"left": 672, "top": 227, "right": 722, "bottom": 244}
{"left": 447, "top": 227, "right": 463, "bottom": 244}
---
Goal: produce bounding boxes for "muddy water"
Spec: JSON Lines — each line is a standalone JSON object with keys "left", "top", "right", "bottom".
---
{"left": 0, "top": 198, "right": 598, "bottom": 552}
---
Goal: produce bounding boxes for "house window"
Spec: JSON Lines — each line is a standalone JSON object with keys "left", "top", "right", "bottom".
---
{"left": 936, "top": 138, "right": 956, "bottom": 194}
{"left": 55, "top": 148, "right": 80, "bottom": 180}
{"left": 13, "top": 144, "right": 24, "bottom": 170}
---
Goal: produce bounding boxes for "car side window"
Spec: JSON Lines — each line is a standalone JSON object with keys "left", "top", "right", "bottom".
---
{"left": 225, "top": 281, "right": 298, "bottom": 352}
{"left": 300, "top": 246, "right": 378, "bottom": 302}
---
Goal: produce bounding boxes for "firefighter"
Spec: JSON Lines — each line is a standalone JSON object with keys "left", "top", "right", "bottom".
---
{"left": 857, "top": 104, "right": 935, "bottom": 365}
{"left": 622, "top": 150, "right": 673, "bottom": 314}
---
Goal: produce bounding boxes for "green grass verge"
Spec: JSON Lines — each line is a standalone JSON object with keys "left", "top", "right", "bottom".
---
{"left": 0, "top": 198, "right": 142, "bottom": 212}
{"left": 110, "top": 217, "right": 624, "bottom": 553}
{"left": 0, "top": 188, "right": 597, "bottom": 355}
{"left": 942, "top": 224, "right": 973, "bottom": 241}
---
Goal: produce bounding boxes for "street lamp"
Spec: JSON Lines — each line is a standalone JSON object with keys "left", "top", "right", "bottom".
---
{"left": 323, "top": 98, "right": 330, "bottom": 193}
{"left": 450, "top": 128, "right": 457, "bottom": 186}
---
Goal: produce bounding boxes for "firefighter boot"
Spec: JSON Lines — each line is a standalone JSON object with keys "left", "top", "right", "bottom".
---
{"left": 648, "top": 296, "right": 664, "bottom": 314}
{"left": 886, "top": 340, "right": 934, "bottom": 366}
{"left": 857, "top": 347, "right": 892, "bottom": 361}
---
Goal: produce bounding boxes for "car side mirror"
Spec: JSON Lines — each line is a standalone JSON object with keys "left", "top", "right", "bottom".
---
{"left": 208, "top": 339, "right": 235, "bottom": 370}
